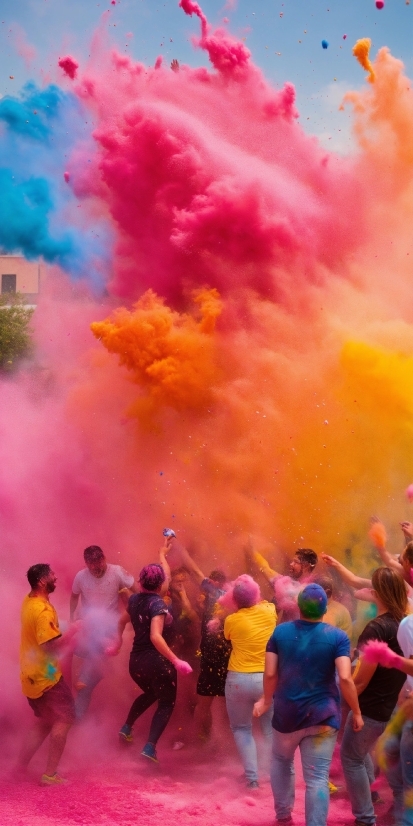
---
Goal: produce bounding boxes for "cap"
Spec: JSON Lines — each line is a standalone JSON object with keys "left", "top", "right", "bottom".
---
{"left": 297, "top": 583, "right": 328, "bottom": 619}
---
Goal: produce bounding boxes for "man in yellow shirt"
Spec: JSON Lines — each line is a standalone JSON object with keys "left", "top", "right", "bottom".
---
{"left": 18, "top": 564, "right": 79, "bottom": 785}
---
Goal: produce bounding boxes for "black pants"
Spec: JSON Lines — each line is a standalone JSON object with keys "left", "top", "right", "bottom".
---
{"left": 125, "top": 651, "right": 177, "bottom": 745}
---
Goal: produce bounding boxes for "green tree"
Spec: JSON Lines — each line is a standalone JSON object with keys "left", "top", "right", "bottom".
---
{"left": 0, "top": 293, "right": 34, "bottom": 372}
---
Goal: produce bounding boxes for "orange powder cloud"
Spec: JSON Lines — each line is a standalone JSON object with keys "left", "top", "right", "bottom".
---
{"left": 90, "top": 288, "right": 222, "bottom": 423}
{"left": 353, "top": 38, "right": 375, "bottom": 83}
{"left": 79, "top": 41, "right": 413, "bottom": 573}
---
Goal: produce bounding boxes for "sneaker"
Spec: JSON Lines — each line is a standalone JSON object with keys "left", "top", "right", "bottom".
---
{"left": 40, "top": 773, "right": 68, "bottom": 786}
{"left": 371, "top": 790, "right": 384, "bottom": 805}
{"left": 328, "top": 780, "right": 339, "bottom": 794}
{"left": 141, "top": 742, "right": 159, "bottom": 763}
{"left": 119, "top": 724, "right": 133, "bottom": 744}
{"left": 246, "top": 780, "right": 259, "bottom": 789}
{"left": 276, "top": 817, "right": 293, "bottom": 825}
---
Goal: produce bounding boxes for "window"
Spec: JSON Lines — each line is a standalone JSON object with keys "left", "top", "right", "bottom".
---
{"left": 1, "top": 274, "right": 17, "bottom": 294}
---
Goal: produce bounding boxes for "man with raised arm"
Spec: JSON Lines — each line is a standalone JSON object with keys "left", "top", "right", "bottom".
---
{"left": 246, "top": 538, "right": 318, "bottom": 622}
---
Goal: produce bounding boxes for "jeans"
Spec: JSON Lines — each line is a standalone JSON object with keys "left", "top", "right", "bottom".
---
{"left": 225, "top": 671, "right": 272, "bottom": 782}
{"left": 74, "top": 654, "right": 105, "bottom": 719}
{"left": 383, "top": 720, "right": 413, "bottom": 826}
{"left": 271, "top": 725, "right": 337, "bottom": 826}
{"left": 341, "top": 711, "right": 387, "bottom": 825}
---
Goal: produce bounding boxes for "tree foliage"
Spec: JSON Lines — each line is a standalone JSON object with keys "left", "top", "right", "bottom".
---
{"left": 0, "top": 293, "right": 34, "bottom": 372}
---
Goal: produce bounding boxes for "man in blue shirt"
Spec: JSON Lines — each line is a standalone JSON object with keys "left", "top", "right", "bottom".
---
{"left": 254, "top": 583, "right": 363, "bottom": 826}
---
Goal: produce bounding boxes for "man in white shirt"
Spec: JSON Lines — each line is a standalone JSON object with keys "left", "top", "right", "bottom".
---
{"left": 70, "top": 545, "right": 137, "bottom": 718}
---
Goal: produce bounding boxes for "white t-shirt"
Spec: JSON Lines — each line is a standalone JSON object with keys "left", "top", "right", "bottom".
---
{"left": 397, "top": 614, "right": 413, "bottom": 692}
{"left": 72, "top": 563, "right": 134, "bottom": 615}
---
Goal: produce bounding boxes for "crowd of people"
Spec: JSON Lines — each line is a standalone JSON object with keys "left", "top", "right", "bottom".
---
{"left": 17, "top": 519, "right": 413, "bottom": 826}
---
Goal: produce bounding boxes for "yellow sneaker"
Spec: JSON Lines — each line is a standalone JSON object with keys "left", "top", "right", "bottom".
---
{"left": 40, "top": 773, "right": 68, "bottom": 786}
{"left": 328, "top": 780, "right": 339, "bottom": 794}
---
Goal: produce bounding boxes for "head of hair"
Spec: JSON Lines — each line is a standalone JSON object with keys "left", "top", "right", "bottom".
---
{"left": 314, "top": 575, "right": 333, "bottom": 598}
{"left": 27, "top": 563, "right": 51, "bottom": 589}
{"left": 298, "top": 583, "right": 328, "bottom": 619}
{"left": 296, "top": 548, "right": 318, "bottom": 570}
{"left": 84, "top": 545, "right": 105, "bottom": 563}
{"left": 171, "top": 566, "right": 189, "bottom": 578}
{"left": 371, "top": 566, "right": 407, "bottom": 623}
{"left": 232, "top": 574, "right": 261, "bottom": 609}
{"left": 208, "top": 569, "right": 227, "bottom": 584}
{"left": 403, "top": 542, "right": 413, "bottom": 566}
{"left": 139, "top": 563, "right": 165, "bottom": 592}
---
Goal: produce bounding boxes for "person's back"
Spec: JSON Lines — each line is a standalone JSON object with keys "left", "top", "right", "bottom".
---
{"left": 222, "top": 576, "right": 277, "bottom": 789}
{"left": 225, "top": 600, "right": 276, "bottom": 672}
{"left": 254, "top": 582, "right": 362, "bottom": 826}
{"left": 271, "top": 619, "right": 346, "bottom": 733}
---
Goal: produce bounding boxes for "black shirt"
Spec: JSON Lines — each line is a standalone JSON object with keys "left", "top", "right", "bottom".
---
{"left": 128, "top": 592, "right": 168, "bottom": 656}
{"left": 199, "top": 579, "right": 231, "bottom": 662}
{"left": 357, "top": 612, "right": 406, "bottom": 722}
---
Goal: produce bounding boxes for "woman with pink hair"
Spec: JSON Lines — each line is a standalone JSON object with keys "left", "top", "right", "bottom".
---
{"left": 220, "top": 574, "right": 276, "bottom": 788}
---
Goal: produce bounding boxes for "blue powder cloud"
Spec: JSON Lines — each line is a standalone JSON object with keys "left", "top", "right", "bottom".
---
{"left": 0, "top": 81, "right": 65, "bottom": 141}
{"left": 0, "top": 170, "right": 79, "bottom": 268}
{"left": 0, "top": 82, "right": 112, "bottom": 287}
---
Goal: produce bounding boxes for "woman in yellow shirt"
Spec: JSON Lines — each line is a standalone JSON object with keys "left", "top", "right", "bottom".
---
{"left": 222, "top": 575, "right": 276, "bottom": 789}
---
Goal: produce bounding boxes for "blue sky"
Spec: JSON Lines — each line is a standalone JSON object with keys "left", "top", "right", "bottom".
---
{"left": 0, "top": 0, "right": 411, "bottom": 152}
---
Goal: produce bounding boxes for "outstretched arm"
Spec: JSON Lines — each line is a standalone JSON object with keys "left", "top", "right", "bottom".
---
{"left": 178, "top": 545, "right": 205, "bottom": 585}
{"left": 321, "top": 554, "right": 371, "bottom": 589}
{"left": 369, "top": 517, "right": 403, "bottom": 572}
{"left": 41, "top": 621, "right": 81, "bottom": 656}
{"left": 105, "top": 610, "right": 131, "bottom": 655}
{"left": 363, "top": 640, "right": 413, "bottom": 676}
{"left": 245, "top": 536, "right": 278, "bottom": 584}
{"left": 159, "top": 536, "right": 173, "bottom": 591}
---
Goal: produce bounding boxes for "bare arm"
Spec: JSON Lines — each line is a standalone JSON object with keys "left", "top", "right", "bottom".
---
{"left": 159, "top": 537, "right": 172, "bottom": 588}
{"left": 321, "top": 554, "right": 371, "bottom": 589}
{"left": 392, "top": 656, "right": 413, "bottom": 677}
{"left": 69, "top": 592, "right": 80, "bottom": 622}
{"left": 352, "top": 655, "right": 378, "bottom": 695}
{"left": 41, "top": 622, "right": 80, "bottom": 655}
{"left": 177, "top": 586, "right": 199, "bottom": 625}
{"left": 245, "top": 536, "right": 278, "bottom": 584}
{"left": 253, "top": 652, "right": 278, "bottom": 717}
{"left": 401, "top": 522, "right": 413, "bottom": 543}
{"left": 178, "top": 546, "right": 205, "bottom": 585}
{"left": 149, "top": 614, "right": 192, "bottom": 673}
{"left": 335, "top": 655, "right": 364, "bottom": 730}
{"left": 369, "top": 518, "right": 403, "bottom": 572}
{"left": 107, "top": 610, "right": 131, "bottom": 654}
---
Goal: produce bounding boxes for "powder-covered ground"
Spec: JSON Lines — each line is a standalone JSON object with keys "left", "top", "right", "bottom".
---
{"left": 0, "top": 710, "right": 396, "bottom": 826}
